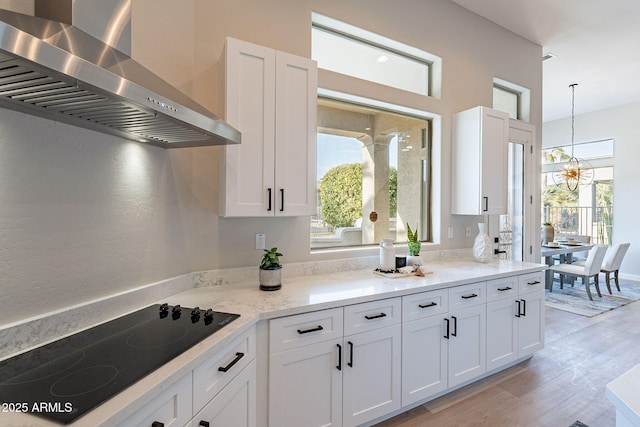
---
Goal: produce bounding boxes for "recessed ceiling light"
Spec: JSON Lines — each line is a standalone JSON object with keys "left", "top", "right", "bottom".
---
{"left": 377, "top": 55, "right": 389, "bottom": 63}
{"left": 542, "top": 52, "right": 556, "bottom": 61}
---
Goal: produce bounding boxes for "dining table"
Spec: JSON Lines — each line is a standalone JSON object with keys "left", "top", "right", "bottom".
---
{"left": 541, "top": 242, "right": 594, "bottom": 290}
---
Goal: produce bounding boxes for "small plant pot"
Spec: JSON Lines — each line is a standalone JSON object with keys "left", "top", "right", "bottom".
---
{"left": 259, "top": 266, "right": 282, "bottom": 291}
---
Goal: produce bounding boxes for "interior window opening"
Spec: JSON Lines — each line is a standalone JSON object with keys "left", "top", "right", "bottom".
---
{"left": 311, "top": 98, "right": 432, "bottom": 249}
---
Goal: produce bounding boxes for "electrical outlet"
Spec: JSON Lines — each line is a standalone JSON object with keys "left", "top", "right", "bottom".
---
{"left": 465, "top": 227, "right": 471, "bottom": 238}
{"left": 256, "top": 233, "right": 266, "bottom": 250}
{"left": 448, "top": 227, "right": 454, "bottom": 239}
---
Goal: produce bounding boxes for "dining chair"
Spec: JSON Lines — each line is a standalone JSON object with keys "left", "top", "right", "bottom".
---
{"left": 548, "top": 244, "right": 608, "bottom": 301}
{"left": 600, "top": 242, "right": 631, "bottom": 293}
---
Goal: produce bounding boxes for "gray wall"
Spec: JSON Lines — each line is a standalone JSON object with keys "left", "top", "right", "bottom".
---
{"left": 0, "top": 0, "right": 542, "bottom": 326}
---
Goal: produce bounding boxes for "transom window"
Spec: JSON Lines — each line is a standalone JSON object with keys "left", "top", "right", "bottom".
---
{"left": 492, "top": 77, "right": 531, "bottom": 121}
{"left": 312, "top": 13, "right": 441, "bottom": 98}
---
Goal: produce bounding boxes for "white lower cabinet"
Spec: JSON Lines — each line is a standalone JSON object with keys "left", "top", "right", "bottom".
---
{"left": 191, "top": 360, "right": 257, "bottom": 427}
{"left": 447, "top": 304, "right": 487, "bottom": 388}
{"left": 117, "top": 373, "right": 192, "bottom": 427}
{"left": 268, "top": 298, "right": 401, "bottom": 427}
{"left": 117, "top": 326, "right": 257, "bottom": 427}
{"left": 401, "top": 289, "right": 449, "bottom": 406}
{"left": 486, "top": 272, "right": 545, "bottom": 372}
{"left": 342, "top": 325, "right": 402, "bottom": 427}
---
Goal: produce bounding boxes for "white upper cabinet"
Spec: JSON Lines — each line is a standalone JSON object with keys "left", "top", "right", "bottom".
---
{"left": 220, "top": 37, "right": 317, "bottom": 217}
{"left": 452, "top": 106, "right": 509, "bottom": 215}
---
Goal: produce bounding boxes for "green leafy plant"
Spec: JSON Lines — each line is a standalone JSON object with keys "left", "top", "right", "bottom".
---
{"left": 260, "top": 247, "right": 283, "bottom": 270}
{"left": 406, "top": 223, "right": 421, "bottom": 256}
{"left": 407, "top": 223, "right": 419, "bottom": 243}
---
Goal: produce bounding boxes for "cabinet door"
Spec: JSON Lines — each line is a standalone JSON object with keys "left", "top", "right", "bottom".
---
{"left": 274, "top": 51, "right": 317, "bottom": 216}
{"left": 343, "top": 325, "right": 401, "bottom": 427}
{"left": 192, "top": 360, "right": 257, "bottom": 427}
{"left": 452, "top": 106, "right": 509, "bottom": 215}
{"left": 118, "top": 373, "right": 192, "bottom": 427}
{"left": 269, "top": 339, "right": 342, "bottom": 427}
{"left": 486, "top": 298, "right": 518, "bottom": 371}
{"left": 518, "top": 290, "right": 545, "bottom": 357}
{"left": 447, "top": 305, "right": 486, "bottom": 388}
{"left": 402, "top": 315, "right": 448, "bottom": 406}
{"left": 480, "top": 108, "right": 509, "bottom": 214}
{"left": 222, "top": 37, "right": 276, "bottom": 217}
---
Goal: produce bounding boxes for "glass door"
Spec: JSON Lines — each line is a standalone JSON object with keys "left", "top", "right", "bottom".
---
{"left": 495, "top": 121, "right": 535, "bottom": 262}
{"left": 499, "top": 142, "right": 525, "bottom": 261}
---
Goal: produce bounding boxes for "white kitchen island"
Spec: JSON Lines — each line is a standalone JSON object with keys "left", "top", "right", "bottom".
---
{"left": 607, "top": 364, "right": 640, "bottom": 427}
{"left": 1, "top": 257, "right": 546, "bottom": 427}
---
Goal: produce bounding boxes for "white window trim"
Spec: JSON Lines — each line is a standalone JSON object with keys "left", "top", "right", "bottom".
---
{"left": 312, "top": 12, "right": 442, "bottom": 99}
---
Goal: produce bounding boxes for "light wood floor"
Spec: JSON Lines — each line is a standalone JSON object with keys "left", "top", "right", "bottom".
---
{"left": 374, "top": 295, "right": 640, "bottom": 427}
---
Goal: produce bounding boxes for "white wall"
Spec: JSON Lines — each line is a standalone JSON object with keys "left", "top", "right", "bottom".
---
{"left": 0, "top": 0, "right": 542, "bottom": 326}
{"left": 543, "top": 102, "right": 640, "bottom": 279}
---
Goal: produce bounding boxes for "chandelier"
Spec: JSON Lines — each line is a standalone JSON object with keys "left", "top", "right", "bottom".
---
{"left": 552, "top": 83, "right": 594, "bottom": 191}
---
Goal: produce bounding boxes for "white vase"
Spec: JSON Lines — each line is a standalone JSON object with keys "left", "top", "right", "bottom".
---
{"left": 407, "top": 255, "right": 423, "bottom": 267}
{"left": 473, "top": 223, "right": 492, "bottom": 263}
{"left": 379, "top": 239, "right": 395, "bottom": 270}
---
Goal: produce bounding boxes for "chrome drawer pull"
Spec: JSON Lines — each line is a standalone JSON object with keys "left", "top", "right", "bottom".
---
{"left": 297, "top": 325, "right": 324, "bottom": 334}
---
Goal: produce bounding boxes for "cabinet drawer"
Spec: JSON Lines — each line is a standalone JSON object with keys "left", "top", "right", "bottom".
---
{"left": 402, "top": 289, "right": 448, "bottom": 322}
{"left": 518, "top": 272, "right": 545, "bottom": 294}
{"left": 118, "top": 373, "right": 192, "bottom": 427}
{"left": 344, "top": 297, "right": 401, "bottom": 336}
{"left": 193, "top": 325, "right": 256, "bottom": 412}
{"left": 487, "top": 276, "right": 519, "bottom": 302}
{"left": 269, "top": 307, "right": 343, "bottom": 353}
{"left": 449, "top": 282, "right": 486, "bottom": 310}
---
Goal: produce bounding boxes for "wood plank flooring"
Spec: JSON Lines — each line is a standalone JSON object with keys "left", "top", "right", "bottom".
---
{"left": 374, "top": 294, "right": 640, "bottom": 427}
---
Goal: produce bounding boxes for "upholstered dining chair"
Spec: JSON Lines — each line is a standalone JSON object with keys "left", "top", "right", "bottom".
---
{"left": 548, "top": 244, "right": 608, "bottom": 301}
{"left": 600, "top": 242, "right": 631, "bottom": 293}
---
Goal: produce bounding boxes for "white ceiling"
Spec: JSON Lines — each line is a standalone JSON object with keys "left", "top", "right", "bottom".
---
{"left": 450, "top": 0, "right": 640, "bottom": 123}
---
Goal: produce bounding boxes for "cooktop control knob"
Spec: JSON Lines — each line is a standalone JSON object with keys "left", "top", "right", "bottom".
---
{"left": 159, "top": 303, "right": 169, "bottom": 318}
{"left": 204, "top": 308, "right": 214, "bottom": 325}
{"left": 172, "top": 304, "right": 182, "bottom": 320}
{"left": 191, "top": 307, "right": 201, "bottom": 323}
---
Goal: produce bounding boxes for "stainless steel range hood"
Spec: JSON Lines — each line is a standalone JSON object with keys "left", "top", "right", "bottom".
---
{"left": 0, "top": 8, "right": 240, "bottom": 148}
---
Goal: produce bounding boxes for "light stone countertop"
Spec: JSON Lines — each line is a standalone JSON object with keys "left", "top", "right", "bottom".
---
{"left": 606, "top": 363, "right": 640, "bottom": 426}
{"left": 3, "top": 258, "right": 545, "bottom": 427}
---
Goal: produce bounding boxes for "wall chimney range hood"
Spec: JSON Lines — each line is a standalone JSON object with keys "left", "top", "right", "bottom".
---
{"left": 0, "top": 8, "right": 240, "bottom": 148}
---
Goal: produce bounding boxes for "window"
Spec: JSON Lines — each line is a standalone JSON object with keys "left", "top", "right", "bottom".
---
{"left": 312, "top": 13, "right": 441, "bottom": 98}
{"left": 493, "top": 85, "right": 520, "bottom": 119}
{"left": 542, "top": 139, "right": 614, "bottom": 243}
{"left": 311, "top": 97, "right": 432, "bottom": 249}
{"left": 310, "top": 14, "right": 439, "bottom": 250}
{"left": 493, "top": 78, "right": 530, "bottom": 121}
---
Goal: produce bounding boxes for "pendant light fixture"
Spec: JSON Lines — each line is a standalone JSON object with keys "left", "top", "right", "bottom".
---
{"left": 553, "top": 83, "right": 594, "bottom": 191}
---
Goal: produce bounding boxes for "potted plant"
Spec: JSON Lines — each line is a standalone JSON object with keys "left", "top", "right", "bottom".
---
{"left": 406, "top": 223, "right": 423, "bottom": 266}
{"left": 259, "top": 247, "right": 283, "bottom": 291}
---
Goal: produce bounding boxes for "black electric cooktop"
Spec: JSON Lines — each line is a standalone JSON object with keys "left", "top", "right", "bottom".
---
{"left": 0, "top": 304, "right": 239, "bottom": 424}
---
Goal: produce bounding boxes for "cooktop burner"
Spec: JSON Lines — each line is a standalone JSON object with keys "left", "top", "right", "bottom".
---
{"left": 0, "top": 304, "right": 239, "bottom": 424}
